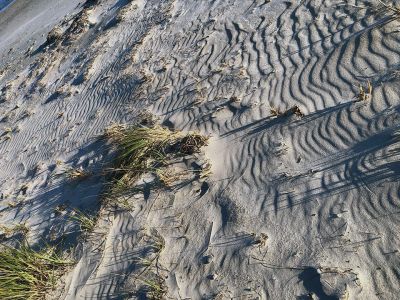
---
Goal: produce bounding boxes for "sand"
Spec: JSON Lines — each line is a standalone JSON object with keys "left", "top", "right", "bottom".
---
{"left": 0, "top": 0, "right": 399, "bottom": 299}
{"left": 0, "top": 0, "right": 13, "bottom": 12}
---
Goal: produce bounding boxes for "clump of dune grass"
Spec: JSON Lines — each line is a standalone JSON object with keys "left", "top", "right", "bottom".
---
{"left": 178, "top": 133, "right": 209, "bottom": 154}
{"left": 0, "top": 223, "right": 29, "bottom": 239}
{"left": 156, "top": 168, "right": 189, "bottom": 187}
{"left": 149, "top": 228, "right": 165, "bottom": 253}
{"left": 104, "top": 123, "right": 127, "bottom": 142}
{"left": 156, "top": 161, "right": 212, "bottom": 188}
{"left": 270, "top": 106, "right": 282, "bottom": 117}
{"left": 7, "top": 199, "right": 25, "bottom": 209}
{"left": 270, "top": 105, "right": 304, "bottom": 118}
{"left": 357, "top": 81, "right": 373, "bottom": 102}
{"left": 0, "top": 243, "right": 73, "bottom": 300}
{"left": 70, "top": 209, "right": 97, "bottom": 233}
{"left": 108, "top": 125, "right": 207, "bottom": 171}
{"left": 344, "top": 0, "right": 399, "bottom": 18}
{"left": 113, "top": 125, "right": 182, "bottom": 171}
{"left": 132, "top": 229, "right": 166, "bottom": 299}
{"left": 67, "top": 167, "right": 91, "bottom": 182}
{"left": 46, "top": 26, "right": 63, "bottom": 45}
{"left": 199, "top": 160, "right": 212, "bottom": 179}
{"left": 104, "top": 177, "right": 137, "bottom": 209}
{"left": 139, "top": 277, "right": 166, "bottom": 299}
{"left": 377, "top": 0, "right": 400, "bottom": 16}
{"left": 104, "top": 124, "right": 208, "bottom": 202}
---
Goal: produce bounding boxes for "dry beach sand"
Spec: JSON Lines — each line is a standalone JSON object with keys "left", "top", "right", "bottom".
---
{"left": 0, "top": 0, "right": 400, "bottom": 299}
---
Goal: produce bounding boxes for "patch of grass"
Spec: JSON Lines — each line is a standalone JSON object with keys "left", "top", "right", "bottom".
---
{"left": 70, "top": 209, "right": 97, "bottom": 233}
{"left": 199, "top": 161, "right": 212, "bottom": 179}
{"left": 20, "top": 184, "right": 29, "bottom": 194}
{"left": 157, "top": 160, "right": 212, "bottom": 187}
{"left": 114, "top": 125, "right": 182, "bottom": 171}
{"left": 129, "top": 229, "right": 166, "bottom": 298}
{"left": 107, "top": 175, "right": 133, "bottom": 195}
{"left": 271, "top": 105, "right": 304, "bottom": 118}
{"left": 149, "top": 229, "right": 165, "bottom": 254}
{"left": 7, "top": 199, "right": 25, "bottom": 209}
{"left": 109, "top": 125, "right": 207, "bottom": 171}
{"left": 0, "top": 243, "right": 73, "bottom": 300}
{"left": 357, "top": 81, "right": 373, "bottom": 102}
{"left": 156, "top": 168, "right": 189, "bottom": 187}
{"left": 289, "top": 105, "right": 304, "bottom": 117}
{"left": 377, "top": 0, "right": 400, "bottom": 16}
{"left": 104, "top": 124, "right": 208, "bottom": 201}
{"left": 115, "top": 2, "right": 138, "bottom": 23}
{"left": 136, "top": 110, "right": 159, "bottom": 127}
{"left": 179, "top": 134, "right": 208, "bottom": 154}
{"left": 46, "top": 26, "right": 63, "bottom": 45}
{"left": 0, "top": 223, "right": 29, "bottom": 239}
{"left": 104, "top": 123, "right": 127, "bottom": 142}
{"left": 67, "top": 167, "right": 91, "bottom": 181}
{"left": 139, "top": 277, "right": 166, "bottom": 300}
{"left": 3, "top": 127, "right": 12, "bottom": 134}
{"left": 133, "top": 257, "right": 154, "bottom": 268}
{"left": 103, "top": 178, "right": 139, "bottom": 210}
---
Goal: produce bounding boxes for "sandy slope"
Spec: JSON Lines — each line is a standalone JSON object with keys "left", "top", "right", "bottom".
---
{"left": 0, "top": 0, "right": 400, "bottom": 299}
{"left": 0, "top": 0, "right": 13, "bottom": 12}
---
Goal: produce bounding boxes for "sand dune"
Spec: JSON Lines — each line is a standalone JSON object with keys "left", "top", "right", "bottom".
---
{"left": 0, "top": 0, "right": 399, "bottom": 299}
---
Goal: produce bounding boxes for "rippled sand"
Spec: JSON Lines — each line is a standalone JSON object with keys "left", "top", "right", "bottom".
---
{"left": 0, "top": 0, "right": 399, "bottom": 299}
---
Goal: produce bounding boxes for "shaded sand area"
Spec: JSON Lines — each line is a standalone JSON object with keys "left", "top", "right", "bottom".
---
{"left": 0, "top": 0, "right": 400, "bottom": 299}
{"left": 0, "top": 0, "right": 13, "bottom": 12}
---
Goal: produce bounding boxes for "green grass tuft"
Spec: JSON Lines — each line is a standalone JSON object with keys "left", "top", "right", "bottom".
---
{"left": 0, "top": 243, "right": 73, "bottom": 300}
{"left": 139, "top": 277, "right": 166, "bottom": 300}
{"left": 377, "top": 0, "right": 400, "bottom": 16}
{"left": 70, "top": 209, "right": 97, "bottom": 233}
{"left": 115, "top": 125, "right": 182, "bottom": 173}
{"left": 104, "top": 124, "right": 208, "bottom": 205}
{"left": 0, "top": 223, "right": 29, "bottom": 239}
